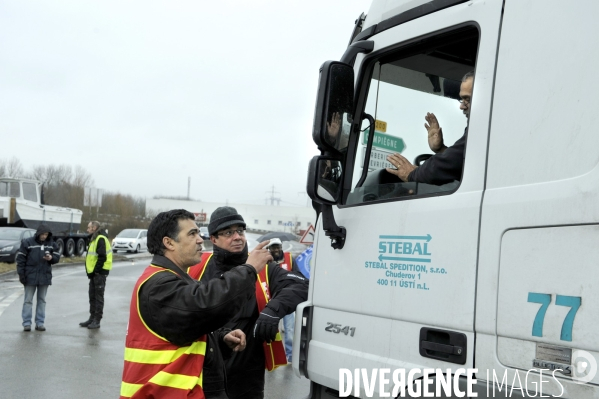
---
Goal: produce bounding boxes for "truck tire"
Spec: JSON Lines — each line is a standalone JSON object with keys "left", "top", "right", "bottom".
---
{"left": 75, "top": 238, "right": 86, "bottom": 256}
{"left": 55, "top": 238, "right": 64, "bottom": 256}
{"left": 64, "top": 238, "right": 75, "bottom": 257}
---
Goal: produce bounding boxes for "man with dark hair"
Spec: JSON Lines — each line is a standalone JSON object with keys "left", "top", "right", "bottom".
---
{"left": 386, "top": 71, "right": 474, "bottom": 185}
{"left": 80, "top": 220, "right": 112, "bottom": 330}
{"left": 16, "top": 224, "right": 60, "bottom": 332}
{"left": 188, "top": 206, "right": 309, "bottom": 399}
{"left": 120, "top": 209, "right": 273, "bottom": 399}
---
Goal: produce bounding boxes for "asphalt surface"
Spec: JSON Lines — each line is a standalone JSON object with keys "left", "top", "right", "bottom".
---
{"left": 0, "top": 234, "right": 311, "bottom": 399}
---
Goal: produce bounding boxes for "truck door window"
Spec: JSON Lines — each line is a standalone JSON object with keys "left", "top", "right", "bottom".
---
{"left": 23, "top": 183, "right": 38, "bottom": 202}
{"left": 346, "top": 28, "right": 478, "bottom": 205}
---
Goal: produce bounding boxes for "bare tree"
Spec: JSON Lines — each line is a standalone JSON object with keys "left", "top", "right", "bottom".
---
{"left": 0, "top": 157, "right": 24, "bottom": 178}
{"left": 27, "top": 164, "right": 93, "bottom": 210}
{"left": 73, "top": 165, "right": 94, "bottom": 187}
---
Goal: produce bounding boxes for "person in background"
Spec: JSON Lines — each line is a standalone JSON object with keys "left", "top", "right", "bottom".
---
{"left": 16, "top": 224, "right": 60, "bottom": 332}
{"left": 80, "top": 220, "right": 112, "bottom": 330}
{"left": 265, "top": 238, "right": 303, "bottom": 362}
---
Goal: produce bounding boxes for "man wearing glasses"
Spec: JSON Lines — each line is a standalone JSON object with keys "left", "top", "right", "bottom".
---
{"left": 386, "top": 71, "right": 474, "bottom": 185}
{"left": 188, "top": 206, "right": 309, "bottom": 399}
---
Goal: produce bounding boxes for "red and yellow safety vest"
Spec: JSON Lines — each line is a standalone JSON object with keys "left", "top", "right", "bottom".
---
{"left": 188, "top": 253, "right": 288, "bottom": 371}
{"left": 277, "top": 252, "right": 293, "bottom": 272}
{"left": 120, "top": 265, "right": 207, "bottom": 399}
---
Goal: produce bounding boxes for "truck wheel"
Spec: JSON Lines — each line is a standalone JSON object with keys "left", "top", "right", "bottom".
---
{"left": 55, "top": 238, "right": 64, "bottom": 256}
{"left": 64, "top": 238, "right": 75, "bottom": 257}
{"left": 75, "top": 238, "right": 86, "bottom": 256}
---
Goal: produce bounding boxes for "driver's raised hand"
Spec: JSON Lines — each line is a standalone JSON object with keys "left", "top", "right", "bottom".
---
{"left": 326, "top": 112, "right": 342, "bottom": 142}
{"left": 245, "top": 241, "right": 273, "bottom": 274}
{"left": 425, "top": 112, "right": 447, "bottom": 153}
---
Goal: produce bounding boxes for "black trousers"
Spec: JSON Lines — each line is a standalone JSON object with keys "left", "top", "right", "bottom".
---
{"left": 88, "top": 274, "right": 107, "bottom": 321}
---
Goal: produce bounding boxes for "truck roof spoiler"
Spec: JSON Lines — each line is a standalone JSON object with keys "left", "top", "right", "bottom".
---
{"left": 352, "top": 0, "right": 470, "bottom": 43}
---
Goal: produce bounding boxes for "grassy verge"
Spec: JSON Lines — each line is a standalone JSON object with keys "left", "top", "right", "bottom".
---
{"left": 0, "top": 254, "right": 129, "bottom": 275}
{"left": 0, "top": 263, "right": 15, "bottom": 274}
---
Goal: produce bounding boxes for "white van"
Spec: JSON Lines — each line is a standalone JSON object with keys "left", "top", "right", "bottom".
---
{"left": 296, "top": 0, "right": 599, "bottom": 397}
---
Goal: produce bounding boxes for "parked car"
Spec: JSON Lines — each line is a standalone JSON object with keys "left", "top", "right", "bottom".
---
{"left": 112, "top": 229, "right": 148, "bottom": 253}
{"left": 0, "top": 227, "right": 36, "bottom": 263}
{"left": 199, "top": 226, "right": 209, "bottom": 240}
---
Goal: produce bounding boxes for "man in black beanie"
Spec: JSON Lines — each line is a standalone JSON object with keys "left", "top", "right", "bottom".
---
{"left": 188, "top": 206, "right": 309, "bottom": 399}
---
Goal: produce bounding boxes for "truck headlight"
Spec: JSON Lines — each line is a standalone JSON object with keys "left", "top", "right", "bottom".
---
{"left": 0, "top": 246, "right": 14, "bottom": 252}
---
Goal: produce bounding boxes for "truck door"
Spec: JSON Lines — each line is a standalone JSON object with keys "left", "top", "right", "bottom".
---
{"left": 302, "top": 0, "right": 503, "bottom": 396}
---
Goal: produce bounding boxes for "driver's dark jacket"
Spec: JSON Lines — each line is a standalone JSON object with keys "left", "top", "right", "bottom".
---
{"left": 408, "top": 129, "right": 467, "bottom": 185}
{"left": 137, "top": 254, "right": 257, "bottom": 398}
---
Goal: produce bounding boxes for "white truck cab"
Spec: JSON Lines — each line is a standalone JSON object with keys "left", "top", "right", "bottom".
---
{"left": 296, "top": 0, "right": 599, "bottom": 397}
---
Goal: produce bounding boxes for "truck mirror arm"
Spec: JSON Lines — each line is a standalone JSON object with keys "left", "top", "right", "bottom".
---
{"left": 321, "top": 205, "right": 346, "bottom": 250}
{"left": 347, "top": 12, "right": 367, "bottom": 46}
{"left": 340, "top": 40, "right": 374, "bottom": 65}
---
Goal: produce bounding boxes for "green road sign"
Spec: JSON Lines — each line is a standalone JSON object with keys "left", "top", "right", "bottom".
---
{"left": 363, "top": 129, "right": 405, "bottom": 153}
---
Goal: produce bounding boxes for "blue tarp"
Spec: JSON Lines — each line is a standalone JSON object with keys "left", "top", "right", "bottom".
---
{"left": 295, "top": 244, "right": 313, "bottom": 279}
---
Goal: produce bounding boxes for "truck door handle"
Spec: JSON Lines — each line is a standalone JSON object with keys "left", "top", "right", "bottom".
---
{"left": 419, "top": 327, "right": 467, "bottom": 365}
{"left": 421, "top": 341, "right": 464, "bottom": 356}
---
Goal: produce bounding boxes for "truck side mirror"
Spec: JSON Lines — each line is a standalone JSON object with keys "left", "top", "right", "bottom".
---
{"left": 312, "top": 61, "right": 354, "bottom": 155}
{"left": 307, "top": 156, "right": 343, "bottom": 205}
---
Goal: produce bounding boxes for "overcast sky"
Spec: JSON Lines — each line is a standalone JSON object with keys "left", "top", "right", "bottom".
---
{"left": 0, "top": 0, "right": 372, "bottom": 207}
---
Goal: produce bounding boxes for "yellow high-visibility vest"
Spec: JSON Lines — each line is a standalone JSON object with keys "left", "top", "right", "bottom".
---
{"left": 86, "top": 235, "right": 113, "bottom": 274}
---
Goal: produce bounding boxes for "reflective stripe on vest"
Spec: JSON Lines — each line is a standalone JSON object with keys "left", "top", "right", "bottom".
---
{"left": 120, "top": 265, "right": 207, "bottom": 399}
{"left": 86, "top": 235, "right": 113, "bottom": 274}
{"left": 188, "top": 253, "right": 288, "bottom": 371}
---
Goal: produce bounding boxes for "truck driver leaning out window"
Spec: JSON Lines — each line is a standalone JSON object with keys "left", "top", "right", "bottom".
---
{"left": 385, "top": 71, "right": 474, "bottom": 185}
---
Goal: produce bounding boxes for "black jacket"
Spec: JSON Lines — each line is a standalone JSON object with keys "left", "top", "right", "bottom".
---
{"left": 138, "top": 254, "right": 257, "bottom": 398}
{"left": 16, "top": 224, "right": 60, "bottom": 286}
{"left": 408, "top": 129, "right": 467, "bottom": 185}
{"left": 200, "top": 245, "right": 309, "bottom": 398}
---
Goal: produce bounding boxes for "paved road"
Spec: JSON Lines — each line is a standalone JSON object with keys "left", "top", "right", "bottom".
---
{"left": 0, "top": 236, "right": 311, "bottom": 398}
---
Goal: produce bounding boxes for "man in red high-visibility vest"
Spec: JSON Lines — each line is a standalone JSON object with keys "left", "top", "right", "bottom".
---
{"left": 120, "top": 209, "right": 273, "bottom": 399}
{"left": 187, "top": 207, "right": 309, "bottom": 399}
